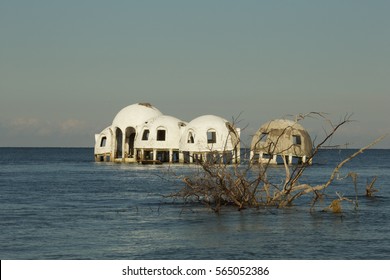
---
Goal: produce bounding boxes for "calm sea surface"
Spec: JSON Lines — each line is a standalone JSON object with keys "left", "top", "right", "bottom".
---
{"left": 0, "top": 148, "right": 389, "bottom": 259}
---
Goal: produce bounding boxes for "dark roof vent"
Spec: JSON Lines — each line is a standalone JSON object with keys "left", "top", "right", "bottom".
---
{"left": 138, "top": 103, "right": 153, "bottom": 108}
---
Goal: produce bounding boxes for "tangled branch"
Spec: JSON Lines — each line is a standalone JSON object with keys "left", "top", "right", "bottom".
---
{"left": 167, "top": 113, "right": 386, "bottom": 213}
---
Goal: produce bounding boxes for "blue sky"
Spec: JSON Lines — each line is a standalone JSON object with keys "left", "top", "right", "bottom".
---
{"left": 1, "top": 0, "right": 389, "bottom": 147}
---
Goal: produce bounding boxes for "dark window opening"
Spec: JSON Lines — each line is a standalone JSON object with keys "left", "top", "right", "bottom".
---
{"left": 172, "top": 151, "right": 179, "bottom": 163}
{"left": 223, "top": 152, "right": 233, "bottom": 164}
{"left": 194, "top": 153, "right": 203, "bottom": 163}
{"left": 100, "top": 137, "right": 107, "bottom": 147}
{"left": 276, "top": 155, "right": 286, "bottom": 165}
{"left": 144, "top": 150, "right": 152, "bottom": 160}
{"left": 206, "top": 152, "right": 218, "bottom": 164}
{"left": 115, "top": 129, "right": 123, "bottom": 158}
{"left": 183, "top": 152, "right": 191, "bottom": 163}
{"left": 157, "top": 129, "right": 166, "bottom": 141}
{"left": 142, "top": 129, "right": 150, "bottom": 140}
{"left": 260, "top": 132, "right": 268, "bottom": 142}
{"left": 157, "top": 151, "right": 170, "bottom": 162}
{"left": 207, "top": 131, "right": 216, "bottom": 144}
{"left": 187, "top": 132, "right": 194, "bottom": 143}
{"left": 293, "top": 135, "right": 302, "bottom": 145}
{"left": 262, "top": 153, "right": 272, "bottom": 159}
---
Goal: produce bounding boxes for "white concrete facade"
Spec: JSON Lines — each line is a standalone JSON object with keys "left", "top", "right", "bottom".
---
{"left": 179, "top": 115, "right": 240, "bottom": 164}
{"left": 134, "top": 115, "right": 187, "bottom": 163}
{"left": 94, "top": 103, "right": 241, "bottom": 164}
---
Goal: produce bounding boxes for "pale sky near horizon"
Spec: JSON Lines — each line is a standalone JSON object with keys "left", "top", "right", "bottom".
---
{"left": 1, "top": 0, "right": 389, "bottom": 148}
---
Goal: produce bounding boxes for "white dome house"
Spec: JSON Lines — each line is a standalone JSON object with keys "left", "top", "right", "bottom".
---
{"left": 112, "top": 103, "right": 162, "bottom": 161}
{"left": 179, "top": 115, "right": 240, "bottom": 164}
{"left": 134, "top": 115, "right": 187, "bottom": 163}
{"left": 94, "top": 103, "right": 162, "bottom": 162}
{"left": 94, "top": 103, "right": 241, "bottom": 164}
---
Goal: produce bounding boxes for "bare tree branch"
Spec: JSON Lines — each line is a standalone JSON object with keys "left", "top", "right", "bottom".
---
{"left": 166, "top": 113, "right": 386, "bottom": 213}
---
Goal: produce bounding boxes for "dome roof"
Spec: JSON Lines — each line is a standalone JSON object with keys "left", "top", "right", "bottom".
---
{"left": 185, "top": 115, "right": 230, "bottom": 131}
{"left": 144, "top": 115, "right": 187, "bottom": 130}
{"left": 135, "top": 115, "right": 187, "bottom": 149}
{"left": 259, "top": 119, "right": 306, "bottom": 131}
{"left": 180, "top": 115, "right": 239, "bottom": 152}
{"left": 112, "top": 103, "right": 162, "bottom": 130}
{"left": 251, "top": 119, "right": 312, "bottom": 156}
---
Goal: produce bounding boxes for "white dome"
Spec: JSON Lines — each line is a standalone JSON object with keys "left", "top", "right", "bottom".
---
{"left": 112, "top": 103, "right": 162, "bottom": 130}
{"left": 135, "top": 115, "right": 187, "bottom": 149}
{"left": 180, "top": 115, "right": 239, "bottom": 152}
{"left": 187, "top": 115, "right": 230, "bottom": 130}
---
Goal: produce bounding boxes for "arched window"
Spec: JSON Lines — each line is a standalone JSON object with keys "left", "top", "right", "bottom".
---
{"left": 187, "top": 131, "right": 194, "bottom": 143}
{"left": 207, "top": 129, "right": 216, "bottom": 144}
{"left": 142, "top": 129, "right": 150, "bottom": 141}
{"left": 100, "top": 136, "right": 107, "bottom": 147}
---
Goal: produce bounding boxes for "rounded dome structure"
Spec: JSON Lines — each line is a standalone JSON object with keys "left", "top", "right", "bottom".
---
{"left": 94, "top": 103, "right": 240, "bottom": 164}
{"left": 112, "top": 103, "right": 162, "bottom": 131}
{"left": 108, "top": 103, "right": 163, "bottom": 161}
{"left": 250, "top": 119, "right": 313, "bottom": 164}
{"left": 135, "top": 115, "right": 187, "bottom": 150}
{"left": 180, "top": 115, "right": 240, "bottom": 153}
{"left": 94, "top": 126, "right": 113, "bottom": 161}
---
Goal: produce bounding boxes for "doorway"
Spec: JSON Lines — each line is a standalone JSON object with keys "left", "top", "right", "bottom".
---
{"left": 115, "top": 128, "right": 123, "bottom": 158}
{"left": 125, "top": 127, "right": 136, "bottom": 158}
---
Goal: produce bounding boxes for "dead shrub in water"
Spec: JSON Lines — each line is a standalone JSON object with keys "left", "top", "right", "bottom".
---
{"left": 366, "top": 176, "right": 379, "bottom": 197}
{"left": 168, "top": 113, "right": 386, "bottom": 213}
{"left": 329, "top": 199, "right": 343, "bottom": 213}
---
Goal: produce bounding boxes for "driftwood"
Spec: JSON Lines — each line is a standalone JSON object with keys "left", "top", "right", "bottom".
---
{"left": 366, "top": 176, "right": 378, "bottom": 197}
{"left": 168, "top": 113, "right": 387, "bottom": 212}
{"left": 274, "top": 134, "right": 386, "bottom": 206}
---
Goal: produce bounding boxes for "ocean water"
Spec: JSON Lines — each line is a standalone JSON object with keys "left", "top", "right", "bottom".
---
{"left": 0, "top": 148, "right": 389, "bottom": 260}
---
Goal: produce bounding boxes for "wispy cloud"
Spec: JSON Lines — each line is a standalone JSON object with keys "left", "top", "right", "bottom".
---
{"left": 0, "top": 117, "right": 91, "bottom": 146}
{"left": 7, "top": 117, "right": 51, "bottom": 136}
{"left": 10, "top": 117, "right": 40, "bottom": 129}
{"left": 60, "top": 119, "right": 86, "bottom": 133}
